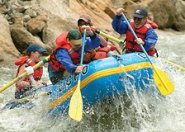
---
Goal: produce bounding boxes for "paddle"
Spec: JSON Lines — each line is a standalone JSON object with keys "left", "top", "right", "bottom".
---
{"left": 96, "top": 31, "right": 185, "bottom": 73}
{"left": 161, "top": 58, "right": 185, "bottom": 72}
{"left": 95, "top": 30, "right": 124, "bottom": 54}
{"left": 3, "top": 90, "right": 51, "bottom": 110}
{"left": 0, "top": 55, "right": 50, "bottom": 93}
{"left": 122, "top": 14, "right": 174, "bottom": 96}
{"left": 95, "top": 30, "right": 125, "bottom": 45}
{"left": 68, "top": 29, "right": 86, "bottom": 121}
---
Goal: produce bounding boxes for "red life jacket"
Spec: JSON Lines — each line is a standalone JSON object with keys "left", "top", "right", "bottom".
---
{"left": 147, "top": 19, "right": 158, "bottom": 29}
{"left": 94, "top": 43, "right": 116, "bottom": 60}
{"left": 94, "top": 47, "right": 110, "bottom": 60}
{"left": 125, "top": 20, "right": 157, "bottom": 56}
{"left": 48, "top": 32, "right": 80, "bottom": 72}
{"left": 15, "top": 56, "right": 43, "bottom": 90}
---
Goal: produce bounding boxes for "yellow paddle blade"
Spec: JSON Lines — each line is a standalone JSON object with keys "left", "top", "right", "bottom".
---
{"left": 69, "top": 81, "right": 83, "bottom": 121}
{"left": 153, "top": 66, "right": 175, "bottom": 96}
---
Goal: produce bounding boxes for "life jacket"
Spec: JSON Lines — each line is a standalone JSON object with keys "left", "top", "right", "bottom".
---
{"left": 15, "top": 56, "right": 43, "bottom": 90}
{"left": 94, "top": 43, "right": 117, "bottom": 60}
{"left": 48, "top": 32, "right": 80, "bottom": 72}
{"left": 147, "top": 19, "right": 158, "bottom": 29}
{"left": 125, "top": 20, "right": 157, "bottom": 56}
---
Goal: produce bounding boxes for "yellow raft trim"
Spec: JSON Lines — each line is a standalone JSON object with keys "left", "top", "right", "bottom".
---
{"left": 48, "top": 62, "right": 152, "bottom": 110}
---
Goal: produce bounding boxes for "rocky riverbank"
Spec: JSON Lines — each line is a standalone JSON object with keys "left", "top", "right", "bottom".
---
{"left": 0, "top": 0, "right": 185, "bottom": 65}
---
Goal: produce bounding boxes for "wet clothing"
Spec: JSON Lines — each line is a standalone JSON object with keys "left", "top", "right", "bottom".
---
{"left": 112, "top": 15, "right": 158, "bottom": 56}
{"left": 15, "top": 56, "right": 43, "bottom": 99}
{"left": 48, "top": 32, "right": 101, "bottom": 84}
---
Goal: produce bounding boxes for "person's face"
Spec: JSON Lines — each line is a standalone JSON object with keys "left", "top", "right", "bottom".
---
{"left": 134, "top": 17, "right": 147, "bottom": 28}
{"left": 32, "top": 51, "right": 42, "bottom": 63}
{"left": 69, "top": 40, "right": 82, "bottom": 51}
{"left": 78, "top": 20, "right": 90, "bottom": 33}
{"left": 71, "top": 44, "right": 81, "bottom": 51}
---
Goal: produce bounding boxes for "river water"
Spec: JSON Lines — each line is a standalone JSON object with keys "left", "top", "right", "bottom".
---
{"left": 0, "top": 30, "right": 185, "bottom": 132}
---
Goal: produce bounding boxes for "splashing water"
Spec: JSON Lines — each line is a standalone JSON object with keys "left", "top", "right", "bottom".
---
{"left": 0, "top": 30, "right": 185, "bottom": 131}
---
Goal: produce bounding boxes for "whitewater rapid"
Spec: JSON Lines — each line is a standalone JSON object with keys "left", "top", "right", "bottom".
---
{"left": 0, "top": 30, "right": 185, "bottom": 132}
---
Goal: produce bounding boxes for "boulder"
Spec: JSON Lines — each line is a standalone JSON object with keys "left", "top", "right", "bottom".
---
{"left": 0, "top": 14, "right": 19, "bottom": 65}
{"left": 104, "top": 7, "right": 115, "bottom": 19}
{"left": 149, "top": 0, "right": 176, "bottom": 29}
{"left": 39, "top": 0, "right": 77, "bottom": 49}
{"left": 173, "top": 0, "right": 185, "bottom": 31}
{"left": 69, "top": 0, "right": 113, "bottom": 31}
{"left": 10, "top": 24, "right": 45, "bottom": 53}
{"left": 27, "top": 15, "right": 47, "bottom": 34}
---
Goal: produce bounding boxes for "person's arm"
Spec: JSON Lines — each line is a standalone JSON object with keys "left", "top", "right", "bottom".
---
{"left": 143, "top": 28, "right": 158, "bottom": 51}
{"left": 80, "top": 25, "right": 101, "bottom": 50}
{"left": 56, "top": 49, "right": 85, "bottom": 74}
{"left": 98, "top": 35, "right": 108, "bottom": 47}
{"left": 84, "top": 34, "right": 101, "bottom": 51}
{"left": 55, "top": 49, "right": 77, "bottom": 73}
{"left": 90, "top": 26, "right": 108, "bottom": 47}
{"left": 112, "top": 15, "right": 128, "bottom": 34}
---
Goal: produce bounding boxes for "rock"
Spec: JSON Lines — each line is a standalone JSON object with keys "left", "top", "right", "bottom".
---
{"left": 104, "top": 7, "right": 115, "bottom": 19}
{"left": 12, "top": 16, "right": 24, "bottom": 26}
{"left": 1, "top": 0, "right": 185, "bottom": 65}
{"left": 24, "top": 8, "right": 37, "bottom": 18}
{"left": 173, "top": 0, "right": 185, "bottom": 30}
{"left": 41, "top": 15, "right": 76, "bottom": 49}
{"left": 149, "top": 0, "right": 176, "bottom": 29}
{"left": 0, "top": 0, "right": 6, "bottom": 5}
{"left": 10, "top": 24, "right": 44, "bottom": 53}
{"left": 69, "top": 0, "right": 113, "bottom": 30}
{"left": 0, "top": 14, "right": 19, "bottom": 65}
{"left": 21, "top": 0, "right": 32, "bottom": 1}
{"left": 0, "top": 4, "right": 6, "bottom": 14}
{"left": 23, "top": 14, "right": 31, "bottom": 22}
{"left": 27, "top": 15, "right": 47, "bottom": 34}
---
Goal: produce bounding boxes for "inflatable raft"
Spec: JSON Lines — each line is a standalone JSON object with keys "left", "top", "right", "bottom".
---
{"left": 45, "top": 52, "right": 156, "bottom": 115}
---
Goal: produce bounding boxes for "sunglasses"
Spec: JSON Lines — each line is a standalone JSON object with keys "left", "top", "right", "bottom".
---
{"left": 134, "top": 17, "right": 142, "bottom": 21}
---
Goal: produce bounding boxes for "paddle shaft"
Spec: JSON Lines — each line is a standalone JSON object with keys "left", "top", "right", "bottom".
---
{"left": 99, "top": 31, "right": 122, "bottom": 44}
{"left": 0, "top": 56, "right": 50, "bottom": 93}
{"left": 122, "top": 14, "right": 169, "bottom": 92}
{"left": 68, "top": 29, "right": 86, "bottom": 121}
{"left": 78, "top": 29, "right": 86, "bottom": 79}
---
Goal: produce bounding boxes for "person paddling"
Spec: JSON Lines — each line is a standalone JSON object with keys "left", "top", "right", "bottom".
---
{"left": 112, "top": 7, "right": 158, "bottom": 56}
{"left": 77, "top": 15, "right": 118, "bottom": 60}
{"left": 15, "top": 44, "right": 47, "bottom": 99}
{"left": 48, "top": 29, "right": 101, "bottom": 84}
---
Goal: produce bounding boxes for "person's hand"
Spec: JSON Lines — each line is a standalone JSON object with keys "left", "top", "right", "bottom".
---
{"left": 75, "top": 65, "right": 85, "bottom": 73}
{"left": 81, "top": 25, "right": 94, "bottom": 36}
{"left": 135, "top": 38, "right": 144, "bottom": 45}
{"left": 90, "top": 26, "right": 99, "bottom": 32}
{"left": 116, "top": 8, "right": 126, "bottom": 16}
{"left": 83, "top": 50, "right": 96, "bottom": 63}
{"left": 25, "top": 66, "right": 34, "bottom": 75}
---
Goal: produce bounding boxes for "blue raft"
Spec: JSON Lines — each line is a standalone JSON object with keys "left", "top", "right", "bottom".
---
{"left": 45, "top": 52, "right": 156, "bottom": 115}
